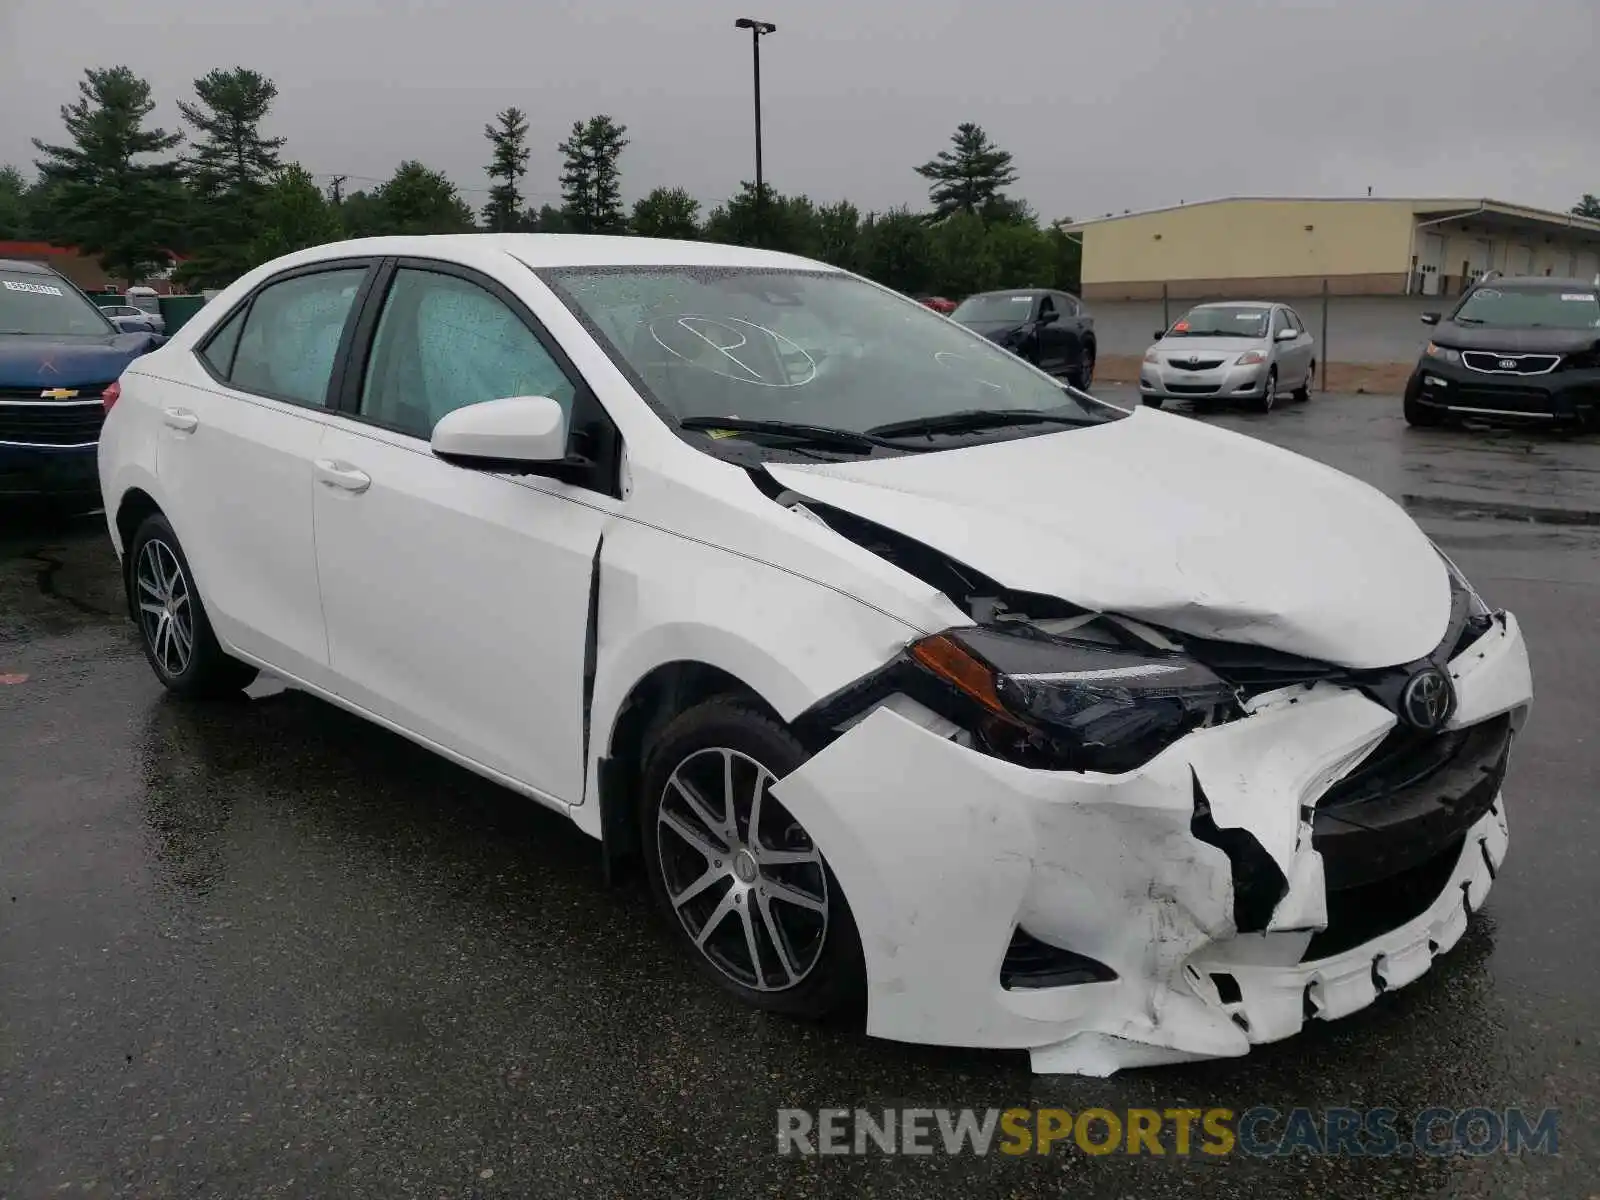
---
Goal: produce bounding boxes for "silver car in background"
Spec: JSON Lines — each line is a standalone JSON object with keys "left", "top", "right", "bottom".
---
{"left": 1140, "top": 302, "right": 1316, "bottom": 413}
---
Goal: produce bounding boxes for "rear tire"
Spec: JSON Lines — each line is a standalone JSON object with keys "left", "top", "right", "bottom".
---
{"left": 127, "top": 513, "right": 258, "bottom": 698}
{"left": 639, "top": 696, "right": 865, "bottom": 1020}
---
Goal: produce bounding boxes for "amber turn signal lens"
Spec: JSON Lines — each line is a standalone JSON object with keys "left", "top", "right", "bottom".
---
{"left": 909, "top": 633, "right": 1010, "bottom": 718}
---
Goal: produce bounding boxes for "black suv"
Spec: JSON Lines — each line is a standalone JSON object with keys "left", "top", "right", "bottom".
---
{"left": 1404, "top": 274, "right": 1600, "bottom": 427}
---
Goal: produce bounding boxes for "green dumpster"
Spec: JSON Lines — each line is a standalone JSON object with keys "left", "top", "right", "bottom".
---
{"left": 158, "top": 294, "right": 208, "bottom": 335}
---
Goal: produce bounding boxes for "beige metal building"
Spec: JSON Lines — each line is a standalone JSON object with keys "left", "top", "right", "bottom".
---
{"left": 1061, "top": 197, "right": 1600, "bottom": 301}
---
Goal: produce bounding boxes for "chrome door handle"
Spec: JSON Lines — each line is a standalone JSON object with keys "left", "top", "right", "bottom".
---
{"left": 313, "top": 458, "right": 372, "bottom": 493}
{"left": 161, "top": 407, "right": 198, "bottom": 433}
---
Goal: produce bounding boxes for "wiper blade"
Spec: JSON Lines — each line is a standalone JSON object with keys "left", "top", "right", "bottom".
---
{"left": 678, "top": 416, "right": 916, "bottom": 452}
{"left": 1454, "top": 316, "right": 1484, "bottom": 324}
{"left": 865, "top": 408, "right": 1095, "bottom": 438}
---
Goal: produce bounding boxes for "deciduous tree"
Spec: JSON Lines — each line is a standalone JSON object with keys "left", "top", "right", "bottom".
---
{"left": 631, "top": 186, "right": 700, "bottom": 239}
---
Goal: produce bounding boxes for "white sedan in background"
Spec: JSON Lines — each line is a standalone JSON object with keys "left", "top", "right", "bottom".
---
{"left": 98, "top": 235, "right": 1530, "bottom": 1075}
{"left": 1141, "top": 301, "right": 1316, "bottom": 412}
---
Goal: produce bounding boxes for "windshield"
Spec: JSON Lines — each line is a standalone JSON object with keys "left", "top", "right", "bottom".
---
{"left": 0, "top": 270, "right": 116, "bottom": 337}
{"left": 541, "top": 267, "right": 1120, "bottom": 438}
{"left": 1454, "top": 286, "right": 1600, "bottom": 330}
{"left": 951, "top": 292, "right": 1038, "bottom": 323}
{"left": 1164, "top": 305, "right": 1270, "bottom": 338}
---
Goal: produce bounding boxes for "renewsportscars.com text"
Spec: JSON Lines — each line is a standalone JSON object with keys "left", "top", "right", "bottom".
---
{"left": 776, "top": 1106, "right": 1559, "bottom": 1158}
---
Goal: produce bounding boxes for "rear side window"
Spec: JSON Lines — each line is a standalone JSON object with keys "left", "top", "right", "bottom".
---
{"left": 227, "top": 269, "right": 366, "bottom": 407}
{"left": 199, "top": 307, "right": 246, "bottom": 377}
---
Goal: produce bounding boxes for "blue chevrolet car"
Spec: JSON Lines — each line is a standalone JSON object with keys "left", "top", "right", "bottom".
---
{"left": 1, "top": 258, "right": 165, "bottom": 506}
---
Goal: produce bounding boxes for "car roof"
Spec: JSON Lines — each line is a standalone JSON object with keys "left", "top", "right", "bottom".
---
{"left": 279, "top": 233, "right": 835, "bottom": 273}
{"left": 0, "top": 258, "right": 56, "bottom": 275}
{"left": 1191, "top": 300, "right": 1275, "bottom": 309}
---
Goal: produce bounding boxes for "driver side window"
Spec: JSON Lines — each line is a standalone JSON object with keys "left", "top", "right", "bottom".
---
{"left": 1270, "top": 309, "right": 1289, "bottom": 336}
{"left": 1037, "top": 295, "right": 1056, "bottom": 320}
{"left": 359, "top": 267, "right": 577, "bottom": 440}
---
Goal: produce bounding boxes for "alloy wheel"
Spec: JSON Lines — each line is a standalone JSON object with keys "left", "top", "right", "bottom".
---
{"left": 135, "top": 539, "right": 194, "bottom": 677}
{"left": 655, "top": 746, "right": 829, "bottom": 992}
{"left": 1261, "top": 373, "right": 1277, "bottom": 412}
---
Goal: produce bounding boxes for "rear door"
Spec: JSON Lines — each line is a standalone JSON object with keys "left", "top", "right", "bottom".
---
{"left": 157, "top": 260, "right": 377, "bottom": 685}
{"left": 311, "top": 257, "right": 622, "bottom": 802}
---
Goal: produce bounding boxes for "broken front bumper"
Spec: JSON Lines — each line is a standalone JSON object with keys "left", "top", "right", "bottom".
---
{"left": 769, "top": 612, "right": 1532, "bottom": 1076}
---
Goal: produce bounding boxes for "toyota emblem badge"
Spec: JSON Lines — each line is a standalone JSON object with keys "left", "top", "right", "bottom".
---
{"left": 1400, "top": 666, "right": 1455, "bottom": 731}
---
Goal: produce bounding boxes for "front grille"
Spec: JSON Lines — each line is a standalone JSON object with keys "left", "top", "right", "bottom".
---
{"left": 0, "top": 382, "right": 110, "bottom": 401}
{"left": 1462, "top": 351, "right": 1560, "bottom": 375}
{"left": 1314, "top": 712, "right": 1512, "bottom": 892}
{"left": 1168, "top": 357, "right": 1226, "bottom": 371}
{"left": 1167, "top": 382, "right": 1222, "bottom": 395}
{"left": 0, "top": 398, "right": 107, "bottom": 446}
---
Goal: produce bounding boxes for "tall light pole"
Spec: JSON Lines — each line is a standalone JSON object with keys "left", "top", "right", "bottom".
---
{"left": 734, "top": 17, "right": 776, "bottom": 244}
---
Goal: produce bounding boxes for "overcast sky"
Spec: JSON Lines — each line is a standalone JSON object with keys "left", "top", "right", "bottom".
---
{"left": 2, "top": 0, "right": 1595, "bottom": 221}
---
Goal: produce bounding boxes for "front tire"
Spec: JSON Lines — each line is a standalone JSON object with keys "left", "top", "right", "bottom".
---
{"left": 1142, "top": 395, "right": 1165, "bottom": 408}
{"left": 127, "top": 513, "right": 258, "bottom": 697}
{"left": 1073, "top": 345, "right": 1096, "bottom": 390}
{"left": 1251, "top": 370, "right": 1278, "bottom": 414}
{"left": 1293, "top": 362, "right": 1315, "bottom": 402}
{"left": 639, "top": 696, "right": 865, "bottom": 1019}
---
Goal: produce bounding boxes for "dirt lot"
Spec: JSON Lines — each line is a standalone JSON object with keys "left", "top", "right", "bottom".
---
{"left": 1097, "top": 355, "right": 1416, "bottom": 394}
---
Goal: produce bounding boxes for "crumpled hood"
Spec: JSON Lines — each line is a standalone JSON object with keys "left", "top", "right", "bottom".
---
{"left": 0, "top": 332, "right": 160, "bottom": 389}
{"left": 764, "top": 407, "right": 1451, "bottom": 669}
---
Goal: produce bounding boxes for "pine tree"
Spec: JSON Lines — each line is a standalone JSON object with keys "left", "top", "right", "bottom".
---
{"left": 482, "top": 107, "right": 530, "bottom": 233}
{"left": 31, "top": 66, "right": 185, "bottom": 286}
{"left": 914, "top": 123, "right": 1020, "bottom": 222}
{"left": 558, "top": 116, "right": 629, "bottom": 233}
{"left": 1574, "top": 194, "right": 1600, "bottom": 220}
{"left": 176, "top": 68, "right": 287, "bottom": 285}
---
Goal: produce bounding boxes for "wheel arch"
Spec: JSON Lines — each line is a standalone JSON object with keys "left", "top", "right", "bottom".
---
{"left": 593, "top": 657, "right": 787, "bottom": 883}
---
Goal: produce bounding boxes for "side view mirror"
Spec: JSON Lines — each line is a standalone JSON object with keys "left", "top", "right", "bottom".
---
{"left": 1275, "top": 327, "right": 1298, "bottom": 341}
{"left": 1420, "top": 312, "right": 1441, "bottom": 325}
{"left": 1037, "top": 310, "right": 1060, "bottom": 325}
{"left": 1153, "top": 328, "right": 1168, "bottom": 340}
{"left": 431, "top": 395, "right": 569, "bottom": 470}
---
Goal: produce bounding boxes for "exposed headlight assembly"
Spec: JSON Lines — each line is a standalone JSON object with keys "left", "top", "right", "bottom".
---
{"left": 1425, "top": 342, "right": 1462, "bottom": 364}
{"left": 908, "top": 624, "right": 1243, "bottom": 772}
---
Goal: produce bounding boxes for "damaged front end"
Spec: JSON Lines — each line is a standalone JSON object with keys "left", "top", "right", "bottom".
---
{"left": 770, "top": 504, "right": 1534, "bottom": 1075}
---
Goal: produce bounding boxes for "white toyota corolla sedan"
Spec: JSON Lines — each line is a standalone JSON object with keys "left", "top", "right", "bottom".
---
{"left": 98, "top": 235, "right": 1533, "bottom": 1075}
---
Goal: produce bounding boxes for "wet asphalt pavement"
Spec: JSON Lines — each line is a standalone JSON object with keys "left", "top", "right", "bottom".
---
{"left": 3, "top": 393, "right": 1599, "bottom": 1199}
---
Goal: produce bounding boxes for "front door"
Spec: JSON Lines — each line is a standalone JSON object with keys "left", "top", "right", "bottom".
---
{"left": 156, "top": 262, "right": 373, "bottom": 685}
{"left": 312, "top": 261, "right": 619, "bottom": 803}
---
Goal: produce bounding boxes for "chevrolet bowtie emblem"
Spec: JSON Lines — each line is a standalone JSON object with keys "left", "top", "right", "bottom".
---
{"left": 40, "top": 387, "right": 80, "bottom": 400}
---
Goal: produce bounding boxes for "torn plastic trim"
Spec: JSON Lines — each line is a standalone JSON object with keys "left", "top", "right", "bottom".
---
{"left": 1189, "top": 770, "right": 1289, "bottom": 934}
